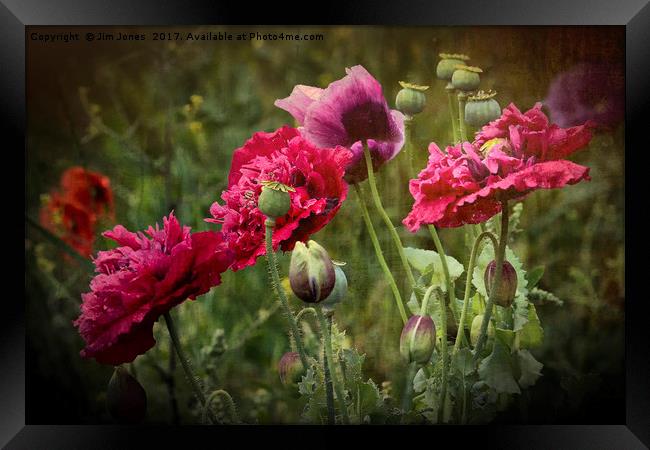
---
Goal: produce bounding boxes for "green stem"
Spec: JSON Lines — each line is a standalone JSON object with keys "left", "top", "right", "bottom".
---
{"left": 25, "top": 214, "right": 95, "bottom": 272}
{"left": 446, "top": 87, "right": 460, "bottom": 143}
{"left": 427, "top": 225, "right": 458, "bottom": 323}
{"left": 295, "top": 307, "right": 318, "bottom": 327}
{"left": 453, "top": 231, "right": 498, "bottom": 354}
{"left": 163, "top": 312, "right": 217, "bottom": 424}
{"left": 353, "top": 184, "right": 407, "bottom": 324}
{"left": 362, "top": 143, "right": 419, "bottom": 299}
{"left": 436, "top": 288, "right": 449, "bottom": 423}
{"left": 202, "top": 390, "right": 240, "bottom": 424}
{"left": 473, "top": 201, "right": 510, "bottom": 362}
{"left": 458, "top": 93, "right": 468, "bottom": 142}
{"left": 419, "top": 285, "right": 436, "bottom": 316}
{"left": 322, "top": 330, "right": 336, "bottom": 425}
{"left": 264, "top": 220, "right": 309, "bottom": 369}
{"left": 317, "top": 309, "right": 350, "bottom": 424}
{"left": 401, "top": 361, "right": 418, "bottom": 412}
{"left": 405, "top": 118, "right": 416, "bottom": 180}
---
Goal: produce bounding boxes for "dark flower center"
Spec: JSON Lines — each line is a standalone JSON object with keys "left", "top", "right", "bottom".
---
{"left": 341, "top": 100, "right": 390, "bottom": 143}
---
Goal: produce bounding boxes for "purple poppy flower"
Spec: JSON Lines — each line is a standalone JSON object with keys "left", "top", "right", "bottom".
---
{"left": 274, "top": 65, "right": 405, "bottom": 184}
{"left": 544, "top": 63, "right": 624, "bottom": 130}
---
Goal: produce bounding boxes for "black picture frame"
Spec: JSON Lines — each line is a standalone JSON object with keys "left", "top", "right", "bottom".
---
{"left": 9, "top": 0, "right": 649, "bottom": 447}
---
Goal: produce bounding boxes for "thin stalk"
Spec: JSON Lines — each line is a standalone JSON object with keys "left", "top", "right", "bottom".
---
{"left": 435, "top": 288, "right": 449, "bottom": 423}
{"left": 401, "top": 362, "right": 418, "bottom": 412}
{"left": 362, "top": 143, "right": 419, "bottom": 298}
{"left": 458, "top": 93, "right": 468, "bottom": 142}
{"left": 405, "top": 118, "right": 416, "bottom": 180}
{"left": 163, "top": 312, "right": 218, "bottom": 424}
{"left": 453, "top": 231, "right": 498, "bottom": 354}
{"left": 353, "top": 184, "right": 407, "bottom": 324}
{"left": 317, "top": 309, "right": 350, "bottom": 424}
{"left": 427, "top": 225, "right": 459, "bottom": 322}
{"left": 264, "top": 220, "right": 309, "bottom": 369}
{"left": 202, "top": 390, "right": 240, "bottom": 424}
{"left": 446, "top": 87, "right": 460, "bottom": 143}
{"left": 322, "top": 334, "right": 336, "bottom": 425}
{"left": 473, "top": 201, "right": 510, "bottom": 362}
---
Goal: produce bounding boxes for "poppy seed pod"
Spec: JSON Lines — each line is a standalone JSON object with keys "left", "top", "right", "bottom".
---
{"left": 257, "top": 181, "right": 292, "bottom": 219}
{"left": 436, "top": 53, "right": 471, "bottom": 81}
{"left": 484, "top": 260, "right": 518, "bottom": 307}
{"left": 106, "top": 366, "right": 147, "bottom": 424}
{"left": 470, "top": 314, "right": 495, "bottom": 346}
{"left": 321, "top": 264, "right": 348, "bottom": 314}
{"left": 399, "top": 315, "right": 436, "bottom": 365}
{"left": 395, "top": 81, "right": 429, "bottom": 117}
{"left": 465, "top": 90, "right": 502, "bottom": 127}
{"left": 289, "top": 240, "right": 336, "bottom": 303}
{"left": 278, "top": 352, "right": 304, "bottom": 385}
{"left": 451, "top": 65, "right": 482, "bottom": 92}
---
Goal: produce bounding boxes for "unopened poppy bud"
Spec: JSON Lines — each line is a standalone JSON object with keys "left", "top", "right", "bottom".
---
{"left": 395, "top": 81, "right": 429, "bottom": 117}
{"left": 436, "top": 53, "right": 471, "bottom": 81}
{"left": 451, "top": 65, "right": 482, "bottom": 92}
{"left": 289, "top": 240, "right": 336, "bottom": 303}
{"left": 465, "top": 90, "right": 502, "bottom": 127}
{"left": 484, "top": 260, "right": 518, "bottom": 307}
{"left": 258, "top": 181, "right": 293, "bottom": 218}
{"left": 106, "top": 366, "right": 147, "bottom": 424}
{"left": 470, "top": 314, "right": 495, "bottom": 346}
{"left": 399, "top": 315, "right": 436, "bottom": 365}
{"left": 278, "top": 352, "right": 304, "bottom": 385}
{"left": 321, "top": 264, "right": 348, "bottom": 315}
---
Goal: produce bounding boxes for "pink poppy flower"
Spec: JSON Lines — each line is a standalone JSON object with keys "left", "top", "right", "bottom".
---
{"left": 207, "top": 126, "right": 351, "bottom": 271}
{"left": 74, "top": 212, "right": 233, "bottom": 365}
{"left": 403, "top": 103, "right": 594, "bottom": 230}
{"left": 274, "top": 65, "right": 405, "bottom": 184}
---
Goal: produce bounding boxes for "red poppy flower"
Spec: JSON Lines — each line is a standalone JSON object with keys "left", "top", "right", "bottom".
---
{"left": 74, "top": 212, "right": 234, "bottom": 365}
{"left": 207, "top": 126, "right": 351, "bottom": 271}
{"left": 403, "top": 103, "right": 594, "bottom": 230}
{"left": 60, "top": 166, "right": 115, "bottom": 218}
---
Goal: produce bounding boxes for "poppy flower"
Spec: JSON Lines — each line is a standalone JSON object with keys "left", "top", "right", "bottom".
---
{"left": 39, "top": 167, "right": 115, "bottom": 257}
{"left": 74, "top": 212, "right": 234, "bottom": 365}
{"left": 403, "top": 103, "right": 594, "bottom": 230}
{"left": 274, "top": 65, "right": 405, "bottom": 184}
{"left": 207, "top": 126, "right": 351, "bottom": 271}
{"left": 544, "top": 63, "right": 624, "bottom": 130}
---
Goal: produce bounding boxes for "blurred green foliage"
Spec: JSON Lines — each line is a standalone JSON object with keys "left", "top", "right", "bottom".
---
{"left": 25, "top": 26, "right": 624, "bottom": 424}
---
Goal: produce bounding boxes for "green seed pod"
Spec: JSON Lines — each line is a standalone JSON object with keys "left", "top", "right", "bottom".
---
{"left": 436, "top": 53, "right": 470, "bottom": 81}
{"left": 289, "top": 240, "right": 336, "bottom": 303}
{"left": 321, "top": 264, "right": 348, "bottom": 315}
{"left": 399, "top": 315, "right": 436, "bottom": 365}
{"left": 278, "top": 352, "right": 304, "bottom": 385}
{"left": 258, "top": 185, "right": 291, "bottom": 219}
{"left": 395, "top": 81, "right": 429, "bottom": 117}
{"left": 484, "top": 260, "right": 518, "bottom": 308}
{"left": 470, "top": 314, "right": 495, "bottom": 346}
{"left": 451, "top": 65, "right": 483, "bottom": 92}
{"left": 465, "top": 90, "right": 502, "bottom": 127}
{"left": 106, "top": 366, "right": 147, "bottom": 424}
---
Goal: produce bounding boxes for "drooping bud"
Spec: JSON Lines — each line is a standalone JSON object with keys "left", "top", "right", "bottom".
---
{"left": 484, "top": 260, "right": 518, "bottom": 307}
{"left": 470, "top": 314, "right": 495, "bottom": 346}
{"left": 278, "top": 352, "right": 304, "bottom": 385}
{"left": 395, "top": 81, "right": 429, "bottom": 117}
{"left": 436, "top": 53, "right": 471, "bottom": 81}
{"left": 257, "top": 180, "right": 293, "bottom": 219}
{"left": 399, "top": 315, "right": 436, "bottom": 365}
{"left": 106, "top": 366, "right": 147, "bottom": 424}
{"left": 320, "top": 264, "right": 348, "bottom": 315}
{"left": 289, "top": 240, "right": 336, "bottom": 303}
{"left": 451, "top": 65, "right": 482, "bottom": 92}
{"left": 464, "top": 90, "right": 502, "bottom": 127}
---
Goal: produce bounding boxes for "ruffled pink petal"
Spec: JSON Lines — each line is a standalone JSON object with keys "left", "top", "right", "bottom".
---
{"left": 274, "top": 84, "right": 324, "bottom": 124}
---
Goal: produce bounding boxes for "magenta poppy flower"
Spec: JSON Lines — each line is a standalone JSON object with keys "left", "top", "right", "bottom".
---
{"left": 403, "top": 103, "right": 594, "bottom": 230}
{"left": 207, "top": 126, "right": 351, "bottom": 271}
{"left": 544, "top": 63, "right": 624, "bottom": 129}
{"left": 274, "top": 65, "right": 405, "bottom": 184}
{"left": 74, "top": 213, "right": 234, "bottom": 365}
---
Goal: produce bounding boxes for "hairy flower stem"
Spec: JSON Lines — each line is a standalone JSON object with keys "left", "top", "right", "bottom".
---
{"left": 453, "top": 231, "right": 498, "bottom": 354}
{"left": 446, "top": 88, "right": 460, "bottom": 143}
{"left": 435, "top": 287, "right": 449, "bottom": 423}
{"left": 458, "top": 93, "right": 468, "bottom": 142}
{"left": 362, "top": 143, "right": 420, "bottom": 301}
{"left": 163, "top": 312, "right": 218, "bottom": 424}
{"left": 322, "top": 334, "right": 336, "bottom": 425}
{"left": 353, "top": 184, "right": 407, "bottom": 324}
{"left": 317, "top": 309, "right": 350, "bottom": 424}
{"left": 405, "top": 119, "right": 416, "bottom": 180}
{"left": 202, "top": 389, "right": 240, "bottom": 424}
{"left": 473, "top": 201, "right": 510, "bottom": 362}
{"left": 401, "top": 362, "right": 418, "bottom": 412}
{"left": 264, "top": 220, "right": 309, "bottom": 369}
{"left": 427, "top": 225, "right": 458, "bottom": 323}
